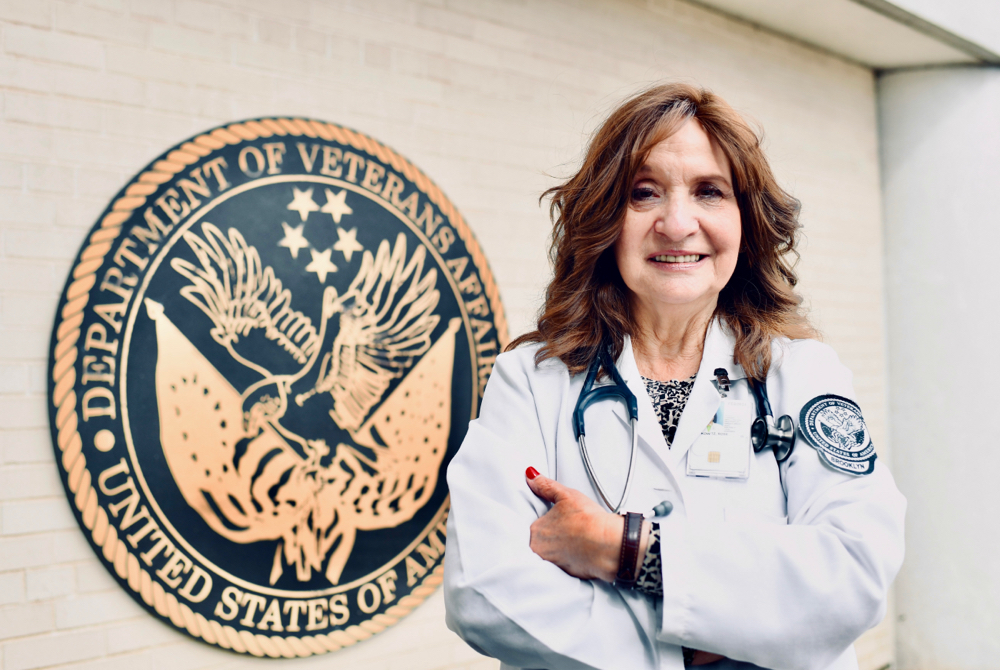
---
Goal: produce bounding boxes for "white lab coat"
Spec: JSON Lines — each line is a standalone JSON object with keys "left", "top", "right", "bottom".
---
{"left": 444, "top": 319, "right": 906, "bottom": 670}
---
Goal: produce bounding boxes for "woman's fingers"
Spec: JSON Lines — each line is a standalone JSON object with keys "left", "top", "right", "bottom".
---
{"left": 525, "top": 467, "right": 569, "bottom": 504}
{"left": 524, "top": 467, "right": 622, "bottom": 581}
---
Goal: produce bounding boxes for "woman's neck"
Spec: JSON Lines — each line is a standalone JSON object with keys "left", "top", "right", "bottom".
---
{"left": 631, "top": 300, "right": 715, "bottom": 382}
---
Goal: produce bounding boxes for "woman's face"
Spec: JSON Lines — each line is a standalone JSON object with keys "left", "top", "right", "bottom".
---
{"left": 614, "top": 118, "right": 742, "bottom": 320}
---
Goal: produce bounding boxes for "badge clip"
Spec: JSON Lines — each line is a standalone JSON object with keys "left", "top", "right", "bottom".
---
{"left": 714, "top": 367, "right": 730, "bottom": 397}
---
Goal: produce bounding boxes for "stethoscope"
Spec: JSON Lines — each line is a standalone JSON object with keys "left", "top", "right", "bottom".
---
{"left": 572, "top": 348, "right": 796, "bottom": 514}
{"left": 572, "top": 346, "right": 639, "bottom": 514}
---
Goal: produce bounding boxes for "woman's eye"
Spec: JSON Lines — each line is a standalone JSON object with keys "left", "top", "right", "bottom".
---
{"left": 631, "top": 186, "right": 657, "bottom": 202}
{"left": 696, "top": 184, "right": 725, "bottom": 200}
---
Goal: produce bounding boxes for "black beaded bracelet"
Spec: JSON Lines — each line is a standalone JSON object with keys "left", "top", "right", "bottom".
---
{"left": 615, "top": 511, "right": 643, "bottom": 588}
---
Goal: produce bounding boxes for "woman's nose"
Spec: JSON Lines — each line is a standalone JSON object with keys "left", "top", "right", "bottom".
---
{"left": 653, "top": 196, "right": 699, "bottom": 240}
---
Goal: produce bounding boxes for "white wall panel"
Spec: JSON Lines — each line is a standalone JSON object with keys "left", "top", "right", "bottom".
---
{"left": 880, "top": 66, "right": 1000, "bottom": 670}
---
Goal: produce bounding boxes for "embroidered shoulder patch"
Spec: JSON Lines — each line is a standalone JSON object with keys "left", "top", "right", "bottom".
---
{"left": 799, "top": 395, "right": 876, "bottom": 476}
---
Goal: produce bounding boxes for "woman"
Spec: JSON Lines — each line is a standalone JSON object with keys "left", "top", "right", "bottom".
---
{"left": 443, "top": 84, "right": 905, "bottom": 670}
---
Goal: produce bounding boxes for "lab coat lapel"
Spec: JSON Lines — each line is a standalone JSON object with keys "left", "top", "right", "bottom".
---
{"left": 612, "top": 338, "right": 690, "bottom": 648}
{"left": 597, "top": 326, "right": 747, "bottom": 505}
{"left": 614, "top": 337, "right": 685, "bottom": 494}
{"left": 668, "top": 319, "right": 747, "bottom": 469}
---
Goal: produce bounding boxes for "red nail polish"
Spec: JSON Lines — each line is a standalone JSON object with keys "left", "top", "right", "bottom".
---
{"left": 526, "top": 467, "right": 540, "bottom": 480}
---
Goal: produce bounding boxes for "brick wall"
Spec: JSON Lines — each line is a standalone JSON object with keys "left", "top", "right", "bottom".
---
{"left": 0, "top": 0, "right": 890, "bottom": 668}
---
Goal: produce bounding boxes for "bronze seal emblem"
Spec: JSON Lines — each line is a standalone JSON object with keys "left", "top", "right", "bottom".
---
{"left": 47, "top": 118, "right": 507, "bottom": 657}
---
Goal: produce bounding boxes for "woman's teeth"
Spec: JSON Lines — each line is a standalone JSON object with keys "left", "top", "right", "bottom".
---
{"left": 653, "top": 254, "right": 701, "bottom": 263}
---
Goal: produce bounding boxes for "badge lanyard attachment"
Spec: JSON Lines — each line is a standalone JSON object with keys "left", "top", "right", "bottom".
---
{"left": 572, "top": 345, "right": 639, "bottom": 514}
{"left": 714, "top": 368, "right": 731, "bottom": 396}
{"left": 748, "top": 378, "right": 795, "bottom": 462}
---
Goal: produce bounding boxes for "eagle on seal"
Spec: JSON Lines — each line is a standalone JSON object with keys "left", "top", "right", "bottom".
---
{"left": 146, "top": 222, "right": 455, "bottom": 586}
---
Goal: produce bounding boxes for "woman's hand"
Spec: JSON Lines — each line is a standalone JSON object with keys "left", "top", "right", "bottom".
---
{"left": 525, "top": 467, "right": 633, "bottom": 582}
{"left": 526, "top": 470, "right": 725, "bottom": 665}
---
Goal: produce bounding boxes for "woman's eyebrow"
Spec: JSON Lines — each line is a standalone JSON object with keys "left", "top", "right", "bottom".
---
{"left": 698, "top": 172, "right": 733, "bottom": 188}
{"left": 634, "top": 166, "right": 733, "bottom": 189}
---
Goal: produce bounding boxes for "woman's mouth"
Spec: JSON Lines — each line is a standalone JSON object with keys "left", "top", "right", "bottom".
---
{"left": 652, "top": 254, "right": 704, "bottom": 263}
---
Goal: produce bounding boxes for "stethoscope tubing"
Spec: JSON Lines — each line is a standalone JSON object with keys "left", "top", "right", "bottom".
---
{"left": 578, "top": 417, "right": 638, "bottom": 514}
{"left": 573, "top": 345, "right": 641, "bottom": 514}
{"left": 574, "top": 351, "right": 795, "bottom": 514}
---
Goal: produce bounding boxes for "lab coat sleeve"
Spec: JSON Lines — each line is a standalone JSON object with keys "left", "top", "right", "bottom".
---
{"left": 656, "top": 340, "right": 906, "bottom": 670}
{"left": 444, "top": 348, "right": 657, "bottom": 670}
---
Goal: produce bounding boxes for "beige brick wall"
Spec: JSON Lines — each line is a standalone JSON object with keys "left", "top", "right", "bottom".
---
{"left": 0, "top": 0, "right": 890, "bottom": 668}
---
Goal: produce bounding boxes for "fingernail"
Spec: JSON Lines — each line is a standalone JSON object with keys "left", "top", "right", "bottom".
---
{"left": 526, "top": 467, "right": 540, "bottom": 480}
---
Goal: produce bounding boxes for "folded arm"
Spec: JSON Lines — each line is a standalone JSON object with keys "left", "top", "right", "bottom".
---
{"left": 444, "top": 351, "right": 661, "bottom": 670}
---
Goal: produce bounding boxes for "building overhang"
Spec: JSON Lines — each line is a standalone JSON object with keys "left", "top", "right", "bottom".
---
{"left": 689, "top": 0, "right": 1000, "bottom": 69}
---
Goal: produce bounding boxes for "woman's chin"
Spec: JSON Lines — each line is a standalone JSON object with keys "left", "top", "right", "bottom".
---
{"left": 632, "top": 291, "right": 720, "bottom": 320}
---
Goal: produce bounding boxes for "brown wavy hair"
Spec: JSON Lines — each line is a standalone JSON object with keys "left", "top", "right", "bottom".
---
{"left": 508, "top": 83, "right": 815, "bottom": 380}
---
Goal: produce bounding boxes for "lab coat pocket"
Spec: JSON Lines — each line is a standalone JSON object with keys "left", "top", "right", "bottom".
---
{"left": 724, "top": 506, "right": 788, "bottom": 526}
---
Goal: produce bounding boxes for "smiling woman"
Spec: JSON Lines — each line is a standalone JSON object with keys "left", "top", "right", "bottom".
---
{"left": 443, "top": 84, "right": 905, "bottom": 670}
{"left": 614, "top": 119, "right": 743, "bottom": 380}
{"left": 510, "top": 85, "right": 813, "bottom": 383}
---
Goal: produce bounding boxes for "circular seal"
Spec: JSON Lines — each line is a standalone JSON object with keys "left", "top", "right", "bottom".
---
{"left": 798, "top": 394, "right": 876, "bottom": 476}
{"left": 46, "top": 118, "right": 507, "bottom": 657}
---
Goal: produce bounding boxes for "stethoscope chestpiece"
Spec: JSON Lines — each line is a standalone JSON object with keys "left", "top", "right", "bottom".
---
{"left": 750, "top": 416, "right": 770, "bottom": 453}
{"left": 748, "top": 378, "right": 796, "bottom": 463}
{"left": 751, "top": 415, "right": 795, "bottom": 462}
{"left": 771, "top": 415, "right": 795, "bottom": 463}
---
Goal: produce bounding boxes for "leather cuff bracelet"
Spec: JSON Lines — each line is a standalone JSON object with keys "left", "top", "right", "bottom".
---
{"left": 615, "top": 511, "right": 643, "bottom": 588}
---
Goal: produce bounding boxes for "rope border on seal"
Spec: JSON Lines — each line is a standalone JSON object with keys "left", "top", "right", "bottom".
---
{"left": 49, "top": 118, "right": 507, "bottom": 657}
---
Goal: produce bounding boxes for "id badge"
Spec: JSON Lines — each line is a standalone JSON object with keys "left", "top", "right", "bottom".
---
{"left": 686, "top": 398, "right": 752, "bottom": 479}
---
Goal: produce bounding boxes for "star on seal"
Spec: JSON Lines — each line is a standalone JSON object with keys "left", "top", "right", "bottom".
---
{"left": 321, "top": 188, "right": 353, "bottom": 224}
{"left": 333, "top": 227, "right": 364, "bottom": 262}
{"left": 287, "top": 186, "right": 320, "bottom": 221}
{"left": 278, "top": 222, "right": 310, "bottom": 259}
{"left": 305, "top": 247, "right": 337, "bottom": 282}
